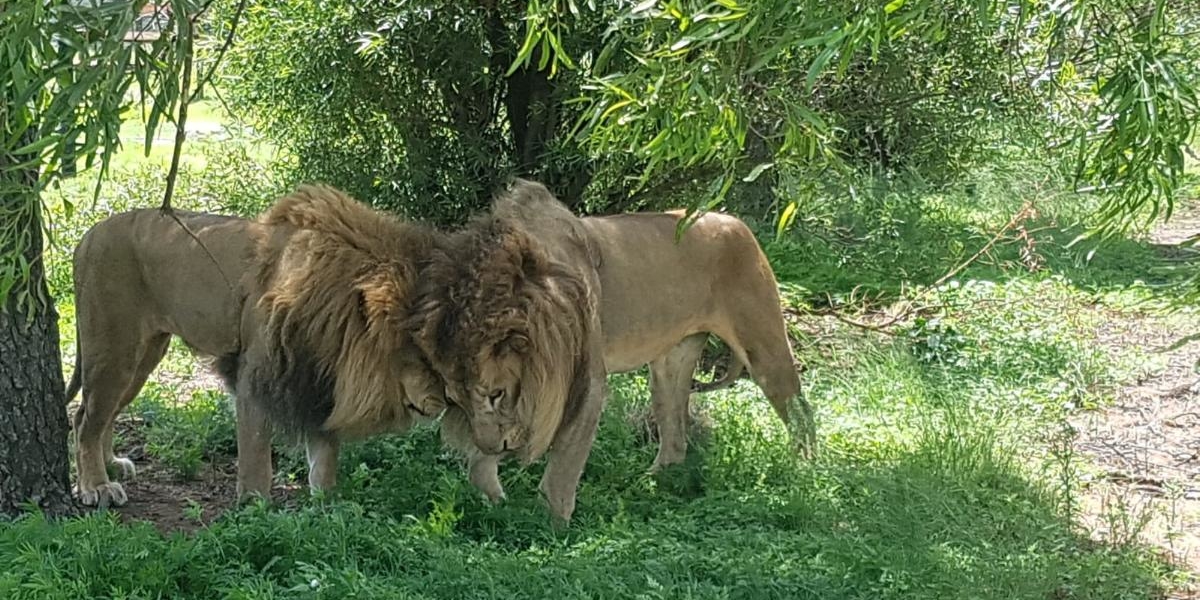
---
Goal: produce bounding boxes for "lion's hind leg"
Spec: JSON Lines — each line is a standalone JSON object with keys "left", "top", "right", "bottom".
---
{"left": 105, "top": 333, "right": 171, "bottom": 481}
{"left": 726, "top": 320, "right": 816, "bottom": 458}
{"left": 648, "top": 334, "right": 707, "bottom": 473}
{"left": 74, "top": 332, "right": 167, "bottom": 507}
{"left": 73, "top": 392, "right": 129, "bottom": 508}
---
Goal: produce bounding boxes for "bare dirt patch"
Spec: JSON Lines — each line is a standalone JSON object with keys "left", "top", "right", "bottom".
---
{"left": 1071, "top": 203, "right": 1200, "bottom": 598}
{"left": 104, "top": 444, "right": 302, "bottom": 535}
{"left": 69, "top": 359, "right": 301, "bottom": 535}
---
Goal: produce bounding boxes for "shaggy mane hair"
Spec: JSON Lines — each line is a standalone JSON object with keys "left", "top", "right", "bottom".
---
{"left": 411, "top": 184, "right": 595, "bottom": 462}
{"left": 247, "top": 184, "right": 441, "bottom": 438}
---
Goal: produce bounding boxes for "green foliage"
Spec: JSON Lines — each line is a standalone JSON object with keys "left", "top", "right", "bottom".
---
{"left": 900, "top": 278, "right": 1118, "bottom": 412}
{"left": 130, "top": 385, "right": 236, "bottom": 480}
{"left": 579, "top": 0, "right": 1200, "bottom": 229}
{"left": 220, "top": 0, "right": 1198, "bottom": 234}
{"left": 760, "top": 155, "right": 1184, "bottom": 306}
{"left": 0, "top": 0, "right": 228, "bottom": 309}
{"left": 218, "top": 0, "right": 616, "bottom": 223}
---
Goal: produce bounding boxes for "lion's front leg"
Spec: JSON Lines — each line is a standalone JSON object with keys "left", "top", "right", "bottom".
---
{"left": 305, "top": 431, "right": 340, "bottom": 494}
{"left": 540, "top": 367, "right": 608, "bottom": 525}
{"left": 468, "top": 452, "right": 506, "bottom": 503}
{"left": 234, "top": 390, "right": 274, "bottom": 502}
{"left": 791, "top": 394, "right": 818, "bottom": 460}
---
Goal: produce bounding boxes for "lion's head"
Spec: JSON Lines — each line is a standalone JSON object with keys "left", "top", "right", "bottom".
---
{"left": 411, "top": 213, "right": 592, "bottom": 462}
{"left": 250, "top": 184, "right": 448, "bottom": 439}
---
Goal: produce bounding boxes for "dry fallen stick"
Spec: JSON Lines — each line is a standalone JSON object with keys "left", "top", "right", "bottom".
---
{"left": 789, "top": 199, "right": 1043, "bottom": 336}
{"left": 933, "top": 200, "right": 1039, "bottom": 288}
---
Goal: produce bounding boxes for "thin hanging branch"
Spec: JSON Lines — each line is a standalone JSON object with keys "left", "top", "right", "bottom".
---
{"left": 156, "top": 4, "right": 240, "bottom": 290}
{"left": 160, "top": 13, "right": 193, "bottom": 212}
{"left": 160, "top": 0, "right": 247, "bottom": 210}
{"left": 188, "top": 0, "right": 247, "bottom": 104}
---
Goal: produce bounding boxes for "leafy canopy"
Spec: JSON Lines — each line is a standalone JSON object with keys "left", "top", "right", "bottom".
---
{"left": 1, "top": 0, "right": 227, "bottom": 309}
{"left": 222, "top": 0, "right": 1198, "bottom": 234}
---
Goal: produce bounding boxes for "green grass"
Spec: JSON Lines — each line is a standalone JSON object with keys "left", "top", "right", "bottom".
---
{"left": 0, "top": 355, "right": 1176, "bottom": 598}
{"left": 764, "top": 167, "right": 1192, "bottom": 304}
{"left": 129, "top": 385, "right": 237, "bottom": 480}
{"left": 11, "top": 112, "right": 1198, "bottom": 597}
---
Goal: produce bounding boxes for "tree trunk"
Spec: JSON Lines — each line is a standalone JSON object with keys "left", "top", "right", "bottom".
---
{"left": 0, "top": 197, "right": 74, "bottom": 517}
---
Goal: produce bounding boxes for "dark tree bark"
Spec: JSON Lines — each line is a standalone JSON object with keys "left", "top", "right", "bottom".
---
{"left": 505, "top": 61, "right": 557, "bottom": 173}
{"left": 738, "top": 121, "right": 780, "bottom": 217}
{"left": 475, "top": 0, "right": 594, "bottom": 210}
{"left": 0, "top": 193, "right": 74, "bottom": 517}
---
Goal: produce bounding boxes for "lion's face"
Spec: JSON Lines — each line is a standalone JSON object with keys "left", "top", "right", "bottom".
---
{"left": 411, "top": 206, "right": 590, "bottom": 463}
{"left": 400, "top": 369, "right": 448, "bottom": 422}
{"left": 442, "top": 345, "right": 530, "bottom": 455}
{"left": 398, "top": 359, "right": 448, "bottom": 424}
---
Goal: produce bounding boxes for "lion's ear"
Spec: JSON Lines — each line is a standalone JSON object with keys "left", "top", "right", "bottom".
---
{"left": 357, "top": 270, "right": 404, "bottom": 333}
{"left": 517, "top": 243, "right": 549, "bottom": 281}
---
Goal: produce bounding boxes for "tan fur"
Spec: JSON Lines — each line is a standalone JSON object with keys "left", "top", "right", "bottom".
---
{"left": 580, "top": 205, "right": 817, "bottom": 462}
{"left": 67, "top": 185, "right": 443, "bottom": 508}
{"left": 412, "top": 179, "right": 814, "bottom": 523}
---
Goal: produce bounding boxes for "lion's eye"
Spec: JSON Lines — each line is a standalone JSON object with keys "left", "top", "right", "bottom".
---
{"left": 487, "top": 389, "right": 505, "bottom": 409}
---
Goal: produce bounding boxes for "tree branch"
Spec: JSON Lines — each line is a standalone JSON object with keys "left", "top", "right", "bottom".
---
{"left": 160, "top": 16, "right": 193, "bottom": 212}
{"left": 188, "top": 0, "right": 247, "bottom": 104}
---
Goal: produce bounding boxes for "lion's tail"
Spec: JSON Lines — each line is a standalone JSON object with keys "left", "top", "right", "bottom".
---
{"left": 65, "top": 335, "right": 82, "bottom": 405}
{"left": 691, "top": 353, "right": 745, "bottom": 394}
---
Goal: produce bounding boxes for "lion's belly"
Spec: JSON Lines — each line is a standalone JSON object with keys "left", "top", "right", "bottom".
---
{"left": 600, "top": 315, "right": 711, "bottom": 374}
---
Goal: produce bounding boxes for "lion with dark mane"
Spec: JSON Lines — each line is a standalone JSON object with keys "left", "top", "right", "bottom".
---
{"left": 67, "top": 185, "right": 444, "bottom": 507}
{"left": 411, "top": 189, "right": 608, "bottom": 521}
{"left": 413, "top": 179, "right": 815, "bottom": 523}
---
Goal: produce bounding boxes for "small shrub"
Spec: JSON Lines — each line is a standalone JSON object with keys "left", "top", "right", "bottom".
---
{"left": 131, "top": 385, "right": 236, "bottom": 480}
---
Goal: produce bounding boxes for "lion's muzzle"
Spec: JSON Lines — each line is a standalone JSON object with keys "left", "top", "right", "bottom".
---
{"left": 472, "top": 422, "right": 507, "bottom": 455}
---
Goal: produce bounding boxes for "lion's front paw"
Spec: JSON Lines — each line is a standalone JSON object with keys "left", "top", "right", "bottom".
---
{"left": 791, "top": 404, "right": 818, "bottom": 460}
{"left": 538, "top": 477, "right": 576, "bottom": 526}
{"left": 792, "top": 424, "right": 817, "bottom": 460}
{"left": 467, "top": 454, "right": 506, "bottom": 504}
{"left": 469, "top": 471, "right": 507, "bottom": 504}
{"left": 109, "top": 457, "right": 137, "bottom": 480}
{"left": 77, "top": 481, "right": 128, "bottom": 508}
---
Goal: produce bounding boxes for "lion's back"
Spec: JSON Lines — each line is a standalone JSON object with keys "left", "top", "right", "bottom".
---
{"left": 581, "top": 210, "right": 779, "bottom": 371}
{"left": 74, "top": 209, "right": 260, "bottom": 356}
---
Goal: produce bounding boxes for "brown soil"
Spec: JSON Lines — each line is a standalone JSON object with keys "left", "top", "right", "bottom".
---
{"left": 112, "top": 465, "right": 302, "bottom": 534}
{"left": 68, "top": 364, "right": 302, "bottom": 536}
{"left": 1071, "top": 202, "right": 1200, "bottom": 598}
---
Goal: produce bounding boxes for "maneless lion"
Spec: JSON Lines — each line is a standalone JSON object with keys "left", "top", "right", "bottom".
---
{"left": 413, "top": 179, "right": 814, "bottom": 523}
{"left": 66, "top": 185, "right": 445, "bottom": 507}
